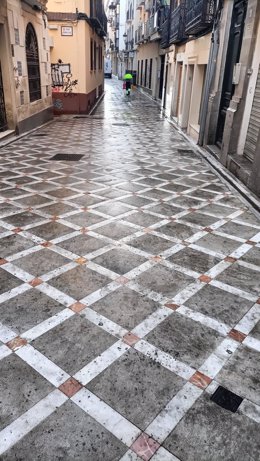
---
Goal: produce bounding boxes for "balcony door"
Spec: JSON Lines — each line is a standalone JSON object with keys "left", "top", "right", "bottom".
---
{"left": 0, "top": 61, "right": 7, "bottom": 132}
{"left": 216, "top": 0, "right": 247, "bottom": 145}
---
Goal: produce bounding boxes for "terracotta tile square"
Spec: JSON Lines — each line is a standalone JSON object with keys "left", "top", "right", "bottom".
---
{"left": 7, "top": 336, "right": 27, "bottom": 351}
{"left": 13, "top": 227, "right": 22, "bottom": 233}
{"left": 165, "top": 303, "right": 180, "bottom": 310}
{"left": 123, "top": 332, "right": 140, "bottom": 346}
{"left": 75, "top": 257, "right": 87, "bottom": 265}
{"left": 59, "top": 378, "right": 82, "bottom": 397}
{"left": 256, "top": 298, "right": 260, "bottom": 305}
{"left": 0, "top": 258, "right": 7, "bottom": 266}
{"left": 204, "top": 227, "right": 213, "bottom": 232}
{"left": 29, "top": 278, "right": 43, "bottom": 287}
{"left": 245, "top": 240, "right": 256, "bottom": 246}
{"left": 151, "top": 255, "right": 162, "bottom": 262}
{"left": 70, "top": 302, "right": 87, "bottom": 313}
{"left": 224, "top": 256, "right": 237, "bottom": 263}
{"left": 228, "top": 329, "right": 247, "bottom": 343}
{"left": 116, "top": 276, "right": 129, "bottom": 285}
{"left": 189, "top": 371, "right": 212, "bottom": 389}
{"left": 131, "top": 433, "right": 160, "bottom": 461}
{"left": 41, "top": 241, "right": 52, "bottom": 247}
{"left": 199, "top": 275, "right": 212, "bottom": 283}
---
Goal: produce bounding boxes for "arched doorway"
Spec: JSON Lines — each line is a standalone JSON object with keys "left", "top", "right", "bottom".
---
{"left": 25, "top": 23, "right": 41, "bottom": 102}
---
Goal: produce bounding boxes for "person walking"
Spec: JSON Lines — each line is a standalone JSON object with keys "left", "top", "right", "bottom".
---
{"left": 123, "top": 72, "right": 133, "bottom": 96}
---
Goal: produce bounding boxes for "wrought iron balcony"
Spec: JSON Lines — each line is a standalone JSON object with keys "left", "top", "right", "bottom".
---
{"left": 136, "top": 0, "right": 145, "bottom": 9}
{"left": 160, "top": 16, "right": 169, "bottom": 48}
{"left": 169, "top": 2, "right": 187, "bottom": 45}
{"left": 185, "top": 0, "right": 215, "bottom": 35}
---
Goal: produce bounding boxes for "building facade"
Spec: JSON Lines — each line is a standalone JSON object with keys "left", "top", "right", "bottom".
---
{"left": 0, "top": 0, "right": 52, "bottom": 136}
{"left": 47, "top": 0, "right": 106, "bottom": 115}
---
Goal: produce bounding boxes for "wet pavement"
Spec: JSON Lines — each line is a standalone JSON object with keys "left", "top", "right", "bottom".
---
{"left": 0, "top": 79, "right": 260, "bottom": 460}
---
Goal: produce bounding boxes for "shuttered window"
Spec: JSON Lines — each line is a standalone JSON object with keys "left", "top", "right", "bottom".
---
{"left": 244, "top": 65, "right": 260, "bottom": 162}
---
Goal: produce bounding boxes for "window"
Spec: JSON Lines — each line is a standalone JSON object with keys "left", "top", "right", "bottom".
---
{"left": 14, "top": 28, "right": 19, "bottom": 45}
{"left": 94, "top": 41, "right": 97, "bottom": 70}
{"left": 149, "top": 58, "right": 153, "bottom": 89}
{"left": 140, "top": 60, "right": 143, "bottom": 86}
{"left": 46, "top": 85, "right": 49, "bottom": 96}
{"left": 44, "top": 62, "right": 47, "bottom": 74}
{"left": 26, "top": 23, "right": 41, "bottom": 102}
{"left": 43, "top": 37, "right": 46, "bottom": 50}
{"left": 144, "top": 59, "right": 148, "bottom": 87}
{"left": 20, "top": 91, "right": 24, "bottom": 105}
{"left": 17, "top": 61, "right": 22, "bottom": 76}
{"left": 90, "top": 39, "right": 93, "bottom": 70}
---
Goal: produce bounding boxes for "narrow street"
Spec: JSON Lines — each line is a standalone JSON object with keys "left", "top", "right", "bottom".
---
{"left": 0, "top": 79, "right": 260, "bottom": 460}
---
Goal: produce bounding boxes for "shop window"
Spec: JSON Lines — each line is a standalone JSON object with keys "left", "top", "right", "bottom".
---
{"left": 26, "top": 23, "right": 41, "bottom": 102}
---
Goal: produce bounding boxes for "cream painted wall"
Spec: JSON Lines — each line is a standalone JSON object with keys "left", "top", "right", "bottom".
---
{"left": 49, "top": 20, "right": 104, "bottom": 95}
{"left": 47, "top": 0, "right": 87, "bottom": 14}
{"left": 237, "top": 19, "right": 260, "bottom": 155}
{"left": 1, "top": 0, "right": 52, "bottom": 128}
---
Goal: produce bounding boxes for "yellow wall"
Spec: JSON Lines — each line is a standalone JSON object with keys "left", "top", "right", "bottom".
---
{"left": 48, "top": 0, "right": 104, "bottom": 95}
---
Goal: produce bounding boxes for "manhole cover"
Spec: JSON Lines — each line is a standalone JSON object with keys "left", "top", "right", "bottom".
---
{"left": 50, "top": 154, "right": 84, "bottom": 161}
{"left": 112, "top": 123, "right": 128, "bottom": 126}
{"left": 210, "top": 386, "right": 243, "bottom": 413}
{"left": 32, "top": 133, "right": 48, "bottom": 137}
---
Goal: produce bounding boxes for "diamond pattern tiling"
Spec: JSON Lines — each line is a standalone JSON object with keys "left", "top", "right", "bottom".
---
{"left": 0, "top": 79, "right": 259, "bottom": 460}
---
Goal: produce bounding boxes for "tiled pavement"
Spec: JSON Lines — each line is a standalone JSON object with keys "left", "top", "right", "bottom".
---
{"left": 0, "top": 79, "right": 260, "bottom": 461}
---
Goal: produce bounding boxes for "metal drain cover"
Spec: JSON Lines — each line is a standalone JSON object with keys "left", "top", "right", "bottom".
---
{"left": 32, "top": 133, "right": 48, "bottom": 137}
{"left": 50, "top": 154, "right": 84, "bottom": 161}
{"left": 210, "top": 386, "right": 243, "bottom": 413}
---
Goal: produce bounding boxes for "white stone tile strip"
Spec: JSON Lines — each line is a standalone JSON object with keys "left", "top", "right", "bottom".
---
{"left": 6, "top": 244, "right": 43, "bottom": 262}
{"left": 237, "top": 259, "right": 260, "bottom": 273}
{"left": 40, "top": 261, "right": 78, "bottom": 282}
{"left": 0, "top": 390, "right": 67, "bottom": 455}
{"left": 229, "top": 243, "right": 253, "bottom": 259}
{"left": 145, "top": 382, "right": 203, "bottom": 443}
{"left": 172, "top": 280, "right": 203, "bottom": 305}
{"left": 36, "top": 282, "right": 76, "bottom": 307}
{"left": 82, "top": 308, "right": 128, "bottom": 338}
{"left": 72, "top": 387, "right": 141, "bottom": 446}
{"left": 210, "top": 279, "right": 257, "bottom": 302}
{"left": 127, "top": 281, "right": 170, "bottom": 305}
{"left": 2, "top": 262, "right": 34, "bottom": 283}
{"left": 81, "top": 280, "right": 121, "bottom": 306}
{"left": 0, "top": 322, "right": 17, "bottom": 343}
{"left": 74, "top": 340, "right": 129, "bottom": 386}
{"left": 206, "top": 260, "right": 231, "bottom": 278}
{"left": 16, "top": 344, "right": 70, "bottom": 387}
{"left": 239, "top": 399, "right": 260, "bottom": 424}
{"left": 243, "top": 336, "right": 260, "bottom": 352}
{"left": 0, "top": 344, "right": 12, "bottom": 361}
{"left": 235, "top": 303, "right": 260, "bottom": 335}
{"left": 151, "top": 447, "right": 181, "bottom": 461}
{"left": 177, "top": 305, "right": 230, "bottom": 336}
{"left": 132, "top": 306, "right": 173, "bottom": 338}
{"left": 135, "top": 339, "right": 195, "bottom": 380}
{"left": 0, "top": 283, "right": 31, "bottom": 306}
{"left": 119, "top": 450, "right": 143, "bottom": 461}
{"left": 21, "top": 308, "right": 74, "bottom": 342}
{"left": 198, "top": 338, "right": 239, "bottom": 379}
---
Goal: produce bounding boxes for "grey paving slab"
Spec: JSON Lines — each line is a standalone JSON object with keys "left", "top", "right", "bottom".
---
{"left": 136, "top": 264, "right": 194, "bottom": 297}
{"left": 167, "top": 247, "right": 221, "bottom": 273}
{"left": 0, "top": 354, "right": 53, "bottom": 430}
{"left": 0, "top": 234, "right": 35, "bottom": 258}
{"left": 195, "top": 233, "right": 242, "bottom": 255}
{"left": 0, "top": 267, "right": 22, "bottom": 294}
{"left": 57, "top": 234, "right": 106, "bottom": 256}
{"left": 163, "top": 394, "right": 260, "bottom": 461}
{"left": 145, "top": 312, "right": 223, "bottom": 369}
{"left": 216, "top": 346, "right": 260, "bottom": 405}
{"left": 185, "top": 284, "right": 254, "bottom": 326}
{"left": 1, "top": 400, "right": 127, "bottom": 461}
{"left": 128, "top": 233, "right": 174, "bottom": 254}
{"left": 216, "top": 262, "right": 260, "bottom": 296}
{"left": 32, "top": 315, "right": 116, "bottom": 375}
{"left": 87, "top": 348, "right": 184, "bottom": 430}
{"left": 0, "top": 289, "right": 65, "bottom": 334}
{"left": 48, "top": 265, "right": 112, "bottom": 300}
{"left": 93, "top": 248, "right": 147, "bottom": 275}
{"left": 14, "top": 248, "right": 70, "bottom": 277}
{"left": 91, "top": 285, "right": 159, "bottom": 330}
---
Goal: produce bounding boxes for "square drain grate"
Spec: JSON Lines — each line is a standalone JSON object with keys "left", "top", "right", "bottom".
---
{"left": 50, "top": 154, "right": 84, "bottom": 161}
{"left": 210, "top": 386, "right": 243, "bottom": 413}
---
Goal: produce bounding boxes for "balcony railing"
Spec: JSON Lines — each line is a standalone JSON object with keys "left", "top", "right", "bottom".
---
{"left": 169, "top": 2, "right": 187, "bottom": 45}
{"left": 160, "top": 16, "right": 169, "bottom": 48}
{"left": 185, "top": 0, "right": 215, "bottom": 35}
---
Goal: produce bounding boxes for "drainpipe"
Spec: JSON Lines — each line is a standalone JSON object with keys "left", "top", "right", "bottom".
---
{"left": 198, "top": 0, "right": 224, "bottom": 146}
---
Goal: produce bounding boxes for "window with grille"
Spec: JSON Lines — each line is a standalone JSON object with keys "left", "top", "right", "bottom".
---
{"left": 17, "top": 61, "right": 22, "bottom": 76}
{"left": 14, "top": 28, "right": 19, "bottom": 45}
{"left": 26, "top": 23, "right": 41, "bottom": 102}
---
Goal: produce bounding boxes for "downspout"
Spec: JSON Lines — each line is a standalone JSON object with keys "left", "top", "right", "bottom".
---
{"left": 198, "top": 0, "right": 224, "bottom": 146}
